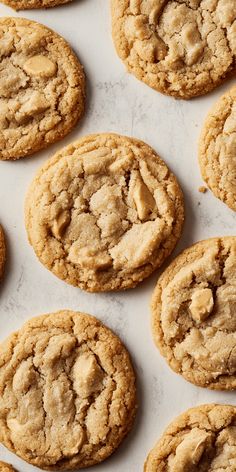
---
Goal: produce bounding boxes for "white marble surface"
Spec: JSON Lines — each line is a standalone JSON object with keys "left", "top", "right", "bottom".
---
{"left": 0, "top": 1, "right": 236, "bottom": 471}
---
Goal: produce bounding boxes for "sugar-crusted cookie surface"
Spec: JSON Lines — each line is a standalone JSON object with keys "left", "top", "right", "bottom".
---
{"left": 144, "top": 404, "right": 236, "bottom": 471}
{"left": 1, "top": 0, "right": 72, "bottom": 9}
{"left": 25, "top": 133, "right": 184, "bottom": 292}
{"left": 199, "top": 85, "right": 236, "bottom": 210}
{"left": 152, "top": 237, "right": 236, "bottom": 390}
{"left": 0, "top": 225, "right": 6, "bottom": 281}
{"left": 0, "top": 17, "right": 85, "bottom": 160}
{"left": 111, "top": 0, "right": 236, "bottom": 99}
{"left": 0, "top": 310, "right": 137, "bottom": 470}
{"left": 0, "top": 462, "right": 17, "bottom": 472}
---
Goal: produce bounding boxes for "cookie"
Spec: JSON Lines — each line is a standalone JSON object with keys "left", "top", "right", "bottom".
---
{"left": 0, "top": 225, "right": 6, "bottom": 281}
{"left": 199, "top": 85, "right": 236, "bottom": 211}
{"left": 152, "top": 236, "right": 236, "bottom": 390}
{"left": 111, "top": 0, "right": 236, "bottom": 99}
{"left": 0, "top": 310, "right": 137, "bottom": 470}
{"left": 0, "top": 17, "right": 85, "bottom": 161}
{"left": 144, "top": 404, "right": 236, "bottom": 471}
{"left": 0, "top": 462, "right": 17, "bottom": 472}
{"left": 1, "top": 0, "right": 72, "bottom": 9}
{"left": 25, "top": 133, "right": 184, "bottom": 292}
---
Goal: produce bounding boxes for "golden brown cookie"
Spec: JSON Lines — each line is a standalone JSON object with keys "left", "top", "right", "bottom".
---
{"left": 0, "top": 17, "right": 85, "bottom": 161}
{"left": 0, "top": 225, "right": 6, "bottom": 281}
{"left": 0, "top": 310, "right": 137, "bottom": 470}
{"left": 144, "top": 404, "right": 236, "bottom": 471}
{"left": 152, "top": 237, "right": 236, "bottom": 390}
{"left": 199, "top": 85, "right": 236, "bottom": 210}
{"left": 111, "top": 0, "right": 236, "bottom": 99}
{"left": 25, "top": 133, "right": 184, "bottom": 292}
{"left": 1, "top": 0, "right": 72, "bottom": 9}
{"left": 0, "top": 462, "right": 17, "bottom": 472}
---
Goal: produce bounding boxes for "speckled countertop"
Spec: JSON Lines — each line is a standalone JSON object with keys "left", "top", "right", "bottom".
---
{"left": 0, "top": 1, "right": 236, "bottom": 471}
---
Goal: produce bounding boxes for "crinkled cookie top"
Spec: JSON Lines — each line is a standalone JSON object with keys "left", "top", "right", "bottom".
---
{"left": 152, "top": 237, "right": 236, "bottom": 389}
{"left": 0, "top": 225, "right": 6, "bottom": 281}
{"left": 144, "top": 404, "right": 236, "bottom": 471}
{"left": 0, "top": 311, "right": 137, "bottom": 470}
{"left": 0, "top": 17, "right": 85, "bottom": 160}
{"left": 2, "top": 0, "right": 72, "bottom": 10}
{"left": 199, "top": 85, "right": 236, "bottom": 211}
{"left": 0, "top": 462, "right": 17, "bottom": 472}
{"left": 111, "top": 0, "right": 236, "bottom": 98}
{"left": 25, "top": 133, "right": 184, "bottom": 292}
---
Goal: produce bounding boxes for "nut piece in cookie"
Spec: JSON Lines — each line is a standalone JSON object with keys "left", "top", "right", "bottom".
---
{"left": 0, "top": 17, "right": 85, "bottom": 160}
{"left": 144, "top": 404, "right": 236, "bottom": 471}
{"left": 199, "top": 85, "right": 236, "bottom": 210}
{"left": 111, "top": 0, "right": 236, "bottom": 99}
{"left": 25, "top": 133, "right": 184, "bottom": 292}
{"left": 152, "top": 236, "right": 236, "bottom": 390}
{"left": 0, "top": 310, "right": 137, "bottom": 470}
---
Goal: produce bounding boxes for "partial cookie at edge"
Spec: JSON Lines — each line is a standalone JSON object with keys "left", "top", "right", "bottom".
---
{"left": 0, "top": 225, "right": 6, "bottom": 280}
{"left": 0, "top": 462, "right": 17, "bottom": 472}
{"left": 0, "top": 17, "right": 85, "bottom": 160}
{"left": 151, "top": 236, "right": 236, "bottom": 390}
{"left": 144, "top": 404, "right": 236, "bottom": 471}
{"left": 1, "top": 0, "right": 72, "bottom": 9}
{"left": 199, "top": 85, "right": 236, "bottom": 210}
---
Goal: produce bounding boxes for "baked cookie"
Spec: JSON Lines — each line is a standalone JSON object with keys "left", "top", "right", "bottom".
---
{"left": 0, "top": 225, "right": 6, "bottom": 281}
{"left": 0, "top": 310, "right": 137, "bottom": 470}
{"left": 0, "top": 17, "right": 85, "bottom": 161}
{"left": 144, "top": 404, "right": 236, "bottom": 471}
{"left": 25, "top": 133, "right": 184, "bottom": 292}
{"left": 111, "top": 0, "right": 236, "bottom": 99}
{"left": 1, "top": 0, "right": 72, "bottom": 9}
{"left": 199, "top": 85, "right": 236, "bottom": 211}
{"left": 152, "top": 236, "right": 236, "bottom": 390}
{"left": 0, "top": 462, "right": 17, "bottom": 472}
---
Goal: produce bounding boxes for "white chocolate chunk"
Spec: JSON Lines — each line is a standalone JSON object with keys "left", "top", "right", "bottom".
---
{"left": 24, "top": 55, "right": 57, "bottom": 77}
{"left": 189, "top": 288, "right": 214, "bottom": 322}
{"left": 170, "top": 428, "right": 210, "bottom": 472}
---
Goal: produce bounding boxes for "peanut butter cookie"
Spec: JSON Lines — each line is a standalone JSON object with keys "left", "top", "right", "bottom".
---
{"left": 0, "top": 225, "right": 6, "bottom": 281}
{"left": 0, "top": 310, "right": 137, "bottom": 470}
{"left": 152, "top": 237, "right": 236, "bottom": 390}
{"left": 111, "top": 0, "right": 236, "bottom": 99}
{"left": 0, "top": 462, "right": 17, "bottom": 472}
{"left": 144, "top": 404, "right": 236, "bottom": 471}
{"left": 25, "top": 133, "right": 184, "bottom": 292}
{"left": 0, "top": 17, "right": 85, "bottom": 160}
{"left": 1, "top": 0, "right": 72, "bottom": 9}
{"left": 199, "top": 85, "right": 236, "bottom": 210}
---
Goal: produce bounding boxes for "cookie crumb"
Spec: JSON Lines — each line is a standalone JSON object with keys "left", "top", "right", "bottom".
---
{"left": 198, "top": 186, "right": 207, "bottom": 193}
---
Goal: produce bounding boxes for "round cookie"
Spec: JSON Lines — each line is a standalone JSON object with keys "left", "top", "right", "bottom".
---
{"left": 111, "top": 0, "right": 236, "bottom": 99}
{"left": 152, "top": 236, "right": 236, "bottom": 390}
{"left": 25, "top": 133, "right": 184, "bottom": 292}
{"left": 0, "top": 462, "right": 17, "bottom": 472}
{"left": 1, "top": 0, "right": 72, "bottom": 9}
{"left": 144, "top": 404, "right": 236, "bottom": 471}
{"left": 0, "top": 225, "right": 6, "bottom": 281}
{"left": 0, "top": 310, "right": 137, "bottom": 470}
{"left": 0, "top": 17, "right": 85, "bottom": 161}
{"left": 199, "top": 85, "right": 236, "bottom": 211}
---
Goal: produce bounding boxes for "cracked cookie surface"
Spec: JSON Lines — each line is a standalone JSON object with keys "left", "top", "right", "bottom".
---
{"left": 0, "top": 462, "right": 17, "bottom": 472}
{"left": 0, "top": 310, "right": 137, "bottom": 470}
{"left": 199, "top": 85, "right": 236, "bottom": 210}
{"left": 1, "top": 0, "right": 72, "bottom": 9}
{"left": 144, "top": 404, "right": 236, "bottom": 471}
{"left": 0, "top": 225, "right": 6, "bottom": 281}
{"left": 152, "top": 237, "right": 236, "bottom": 390}
{"left": 111, "top": 0, "right": 236, "bottom": 99}
{"left": 25, "top": 133, "right": 184, "bottom": 292}
{"left": 0, "top": 17, "right": 85, "bottom": 160}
